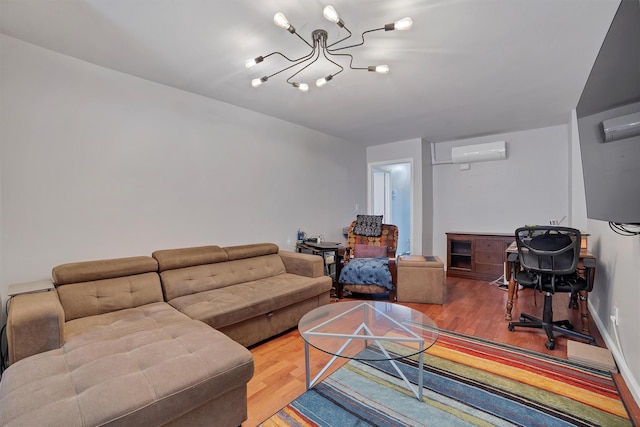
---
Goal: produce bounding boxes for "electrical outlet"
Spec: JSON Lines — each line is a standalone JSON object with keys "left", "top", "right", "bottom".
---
{"left": 610, "top": 306, "right": 620, "bottom": 326}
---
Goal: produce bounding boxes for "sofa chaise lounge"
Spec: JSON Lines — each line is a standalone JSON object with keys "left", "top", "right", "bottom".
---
{"left": 0, "top": 243, "right": 332, "bottom": 426}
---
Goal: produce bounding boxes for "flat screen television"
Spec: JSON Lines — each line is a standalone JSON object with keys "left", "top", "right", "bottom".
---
{"left": 576, "top": 0, "right": 640, "bottom": 225}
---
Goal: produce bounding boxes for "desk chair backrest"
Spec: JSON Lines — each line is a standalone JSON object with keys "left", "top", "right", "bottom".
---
{"left": 515, "top": 226, "right": 580, "bottom": 276}
{"left": 509, "top": 226, "right": 595, "bottom": 349}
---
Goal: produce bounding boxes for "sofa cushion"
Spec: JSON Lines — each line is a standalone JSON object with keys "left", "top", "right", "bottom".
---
{"left": 152, "top": 245, "right": 228, "bottom": 272}
{"left": 52, "top": 256, "right": 159, "bottom": 284}
{"left": 224, "top": 243, "right": 279, "bottom": 260}
{"left": 56, "top": 272, "right": 165, "bottom": 321}
{"left": 167, "top": 274, "right": 331, "bottom": 329}
{"left": 353, "top": 244, "right": 388, "bottom": 258}
{"left": 52, "top": 256, "right": 164, "bottom": 321}
{"left": 0, "top": 302, "right": 254, "bottom": 426}
{"left": 160, "top": 254, "right": 287, "bottom": 301}
{"left": 152, "top": 243, "right": 279, "bottom": 272}
{"left": 353, "top": 214, "right": 383, "bottom": 237}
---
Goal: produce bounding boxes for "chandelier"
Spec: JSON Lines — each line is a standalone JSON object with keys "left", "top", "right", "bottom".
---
{"left": 246, "top": 5, "right": 413, "bottom": 92}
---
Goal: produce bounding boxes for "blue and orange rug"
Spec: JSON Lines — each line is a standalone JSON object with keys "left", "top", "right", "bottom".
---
{"left": 261, "top": 330, "right": 632, "bottom": 426}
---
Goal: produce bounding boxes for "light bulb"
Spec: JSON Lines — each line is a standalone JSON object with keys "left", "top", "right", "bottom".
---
{"left": 316, "top": 75, "right": 332, "bottom": 87}
{"left": 245, "top": 56, "right": 263, "bottom": 68}
{"left": 368, "top": 65, "right": 390, "bottom": 73}
{"left": 292, "top": 82, "right": 309, "bottom": 92}
{"left": 251, "top": 77, "right": 267, "bottom": 88}
{"left": 323, "top": 5, "right": 340, "bottom": 24}
{"left": 273, "top": 12, "right": 291, "bottom": 30}
{"left": 394, "top": 17, "right": 413, "bottom": 30}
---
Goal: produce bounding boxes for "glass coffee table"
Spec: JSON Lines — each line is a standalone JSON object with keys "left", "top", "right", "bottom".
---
{"left": 298, "top": 301, "right": 439, "bottom": 400}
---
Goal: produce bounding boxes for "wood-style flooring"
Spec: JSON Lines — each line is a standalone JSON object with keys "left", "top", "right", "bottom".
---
{"left": 245, "top": 277, "right": 640, "bottom": 426}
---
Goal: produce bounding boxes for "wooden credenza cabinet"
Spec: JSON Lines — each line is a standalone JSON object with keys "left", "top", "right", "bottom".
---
{"left": 446, "top": 232, "right": 515, "bottom": 281}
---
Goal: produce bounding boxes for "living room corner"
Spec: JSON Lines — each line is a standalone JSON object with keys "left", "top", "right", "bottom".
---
{"left": 1, "top": 1, "right": 639, "bottom": 425}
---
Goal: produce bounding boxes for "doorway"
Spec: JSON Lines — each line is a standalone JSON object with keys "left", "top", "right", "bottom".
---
{"left": 369, "top": 161, "right": 412, "bottom": 255}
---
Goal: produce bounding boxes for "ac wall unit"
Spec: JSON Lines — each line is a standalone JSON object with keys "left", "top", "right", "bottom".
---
{"left": 451, "top": 141, "right": 506, "bottom": 164}
{"left": 602, "top": 111, "right": 640, "bottom": 143}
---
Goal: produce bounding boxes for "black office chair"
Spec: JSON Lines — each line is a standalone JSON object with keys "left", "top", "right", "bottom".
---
{"left": 508, "top": 226, "right": 596, "bottom": 350}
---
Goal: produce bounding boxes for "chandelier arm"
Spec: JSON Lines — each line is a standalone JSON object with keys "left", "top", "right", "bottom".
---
{"left": 286, "top": 47, "right": 321, "bottom": 84}
{"left": 325, "top": 51, "right": 367, "bottom": 71}
{"left": 326, "top": 25, "right": 353, "bottom": 49}
{"left": 326, "top": 27, "right": 384, "bottom": 52}
{"left": 266, "top": 47, "right": 318, "bottom": 79}
{"left": 262, "top": 49, "right": 315, "bottom": 63}
{"left": 294, "top": 32, "right": 314, "bottom": 49}
{"left": 321, "top": 47, "right": 344, "bottom": 76}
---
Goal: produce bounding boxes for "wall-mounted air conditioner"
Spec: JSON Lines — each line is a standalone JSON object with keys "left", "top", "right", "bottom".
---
{"left": 602, "top": 111, "right": 640, "bottom": 143}
{"left": 451, "top": 141, "right": 506, "bottom": 164}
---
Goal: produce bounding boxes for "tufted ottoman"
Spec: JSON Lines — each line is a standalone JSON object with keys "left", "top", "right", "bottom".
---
{"left": 397, "top": 255, "right": 446, "bottom": 304}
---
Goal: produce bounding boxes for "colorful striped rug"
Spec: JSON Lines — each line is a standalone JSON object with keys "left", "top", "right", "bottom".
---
{"left": 260, "top": 330, "right": 632, "bottom": 427}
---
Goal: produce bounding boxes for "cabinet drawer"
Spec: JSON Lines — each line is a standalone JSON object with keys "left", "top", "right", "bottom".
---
{"left": 474, "top": 262, "right": 503, "bottom": 276}
{"left": 475, "top": 239, "right": 505, "bottom": 252}
{"left": 475, "top": 250, "right": 503, "bottom": 264}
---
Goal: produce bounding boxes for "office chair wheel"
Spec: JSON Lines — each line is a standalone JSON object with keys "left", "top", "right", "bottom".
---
{"left": 545, "top": 341, "right": 555, "bottom": 350}
{"left": 508, "top": 323, "right": 515, "bottom": 331}
{"left": 519, "top": 315, "right": 526, "bottom": 322}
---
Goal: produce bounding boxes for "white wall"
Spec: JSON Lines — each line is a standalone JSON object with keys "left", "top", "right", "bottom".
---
{"left": 587, "top": 220, "right": 640, "bottom": 402}
{"left": 366, "top": 139, "right": 423, "bottom": 254}
{"left": 570, "top": 111, "right": 640, "bottom": 404}
{"left": 432, "top": 125, "right": 570, "bottom": 262}
{"left": 0, "top": 35, "right": 366, "bottom": 317}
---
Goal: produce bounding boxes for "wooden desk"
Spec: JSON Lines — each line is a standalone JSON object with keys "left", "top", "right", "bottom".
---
{"left": 504, "top": 242, "right": 596, "bottom": 334}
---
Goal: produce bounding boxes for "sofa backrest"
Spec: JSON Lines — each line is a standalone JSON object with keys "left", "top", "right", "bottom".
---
{"left": 52, "top": 256, "right": 163, "bottom": 321}
{"left": 153, "top": 243, "right": 286, "bottom": 301}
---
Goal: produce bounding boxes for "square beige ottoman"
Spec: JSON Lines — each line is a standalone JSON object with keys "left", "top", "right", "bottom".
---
{"left": 397, "top": 255, "right": 445, "bottom": 304}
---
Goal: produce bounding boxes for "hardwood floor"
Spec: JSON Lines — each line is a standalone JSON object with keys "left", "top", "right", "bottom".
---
{"left": 245, "top": 277, "right": 639, "bottom": 426}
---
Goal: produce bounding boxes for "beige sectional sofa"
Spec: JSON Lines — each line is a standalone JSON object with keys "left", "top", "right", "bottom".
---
{"left": 0, "top": 243, "right": 332, "bottom": 426}
{"left": 153, "top": 243, "right": 332, "bottom": 347}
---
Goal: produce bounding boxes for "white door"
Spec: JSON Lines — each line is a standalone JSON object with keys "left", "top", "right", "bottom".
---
{"left": 369, "top": 162, "right": 412, "bottom": 255}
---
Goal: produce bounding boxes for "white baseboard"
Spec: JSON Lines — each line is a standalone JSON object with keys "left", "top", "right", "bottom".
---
{"left": 589, "top": 300, "right": 640, "bottom": 407}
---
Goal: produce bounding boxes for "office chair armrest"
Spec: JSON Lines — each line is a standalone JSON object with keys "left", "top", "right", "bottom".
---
{"left": 507, "top": 252, "right": 518, "bottom": 262}
{"left": 583, "top": 258, "right": 596, "bottom": 268}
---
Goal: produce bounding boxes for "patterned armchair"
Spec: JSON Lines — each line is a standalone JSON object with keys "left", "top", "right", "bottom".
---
{"left": 338, "top": 218, "right": 399, "bottom": 300}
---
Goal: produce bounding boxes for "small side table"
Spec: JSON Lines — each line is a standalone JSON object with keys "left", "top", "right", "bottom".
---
{"left": 8, "top": 280, "right": 55, "bottom": 297}
{"left": 295, "top": 243, "right": 342, "bottom": 282}
{"left": 296, "top": 243, "right": 342, "bottom": 300}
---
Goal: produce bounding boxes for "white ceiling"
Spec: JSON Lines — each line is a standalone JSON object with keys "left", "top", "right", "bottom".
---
{"left": 0, "top": 0, "right": 621, "bottom": 145}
